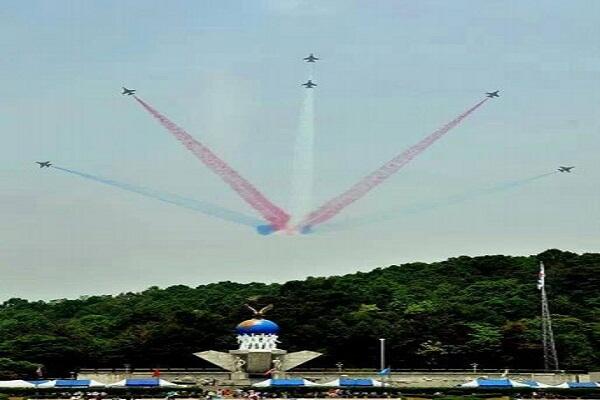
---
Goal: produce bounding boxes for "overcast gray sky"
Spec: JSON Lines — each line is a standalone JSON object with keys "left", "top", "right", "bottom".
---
{"left": 1, "top": 0, "right": 599, "bottom": 300}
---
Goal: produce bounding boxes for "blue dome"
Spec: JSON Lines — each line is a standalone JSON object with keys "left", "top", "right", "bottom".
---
{"left": 236, "top": 318, "right": 280, "bottom": 335}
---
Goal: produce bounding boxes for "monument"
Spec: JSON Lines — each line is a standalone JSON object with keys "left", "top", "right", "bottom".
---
{"left": 194, "top": 304, "right": 322, "bottom": 383}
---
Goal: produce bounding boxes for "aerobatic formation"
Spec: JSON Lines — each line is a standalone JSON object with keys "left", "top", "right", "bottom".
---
{"left": 41, "top": 54, "right": 572, "bottom": 235}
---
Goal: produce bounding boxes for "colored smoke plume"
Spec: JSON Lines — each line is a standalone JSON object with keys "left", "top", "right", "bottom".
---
{"left": 317, "top": 172, "right": 557, "bottom": 233}
{"left": 53, "top": 166, "right": 264, "bottom": 228}
{"left": 134, "top": 96, "right": 290, "bottom": 230}
{"left": 297, "top": 98, "right": 489, "bottom": 231}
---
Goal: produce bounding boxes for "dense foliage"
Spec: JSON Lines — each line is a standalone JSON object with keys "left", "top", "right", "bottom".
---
{"left": 0, "top": 249, "right": 598, "bottom": 377}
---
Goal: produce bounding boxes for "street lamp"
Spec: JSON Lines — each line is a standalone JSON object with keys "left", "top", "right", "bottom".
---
{"left": 379, "top": 338, "right": 386, "bottom": 371}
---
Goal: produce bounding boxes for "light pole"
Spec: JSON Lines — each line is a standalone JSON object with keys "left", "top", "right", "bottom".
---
{"left": 379, "top": 338, "right": 386, "bottom": 371}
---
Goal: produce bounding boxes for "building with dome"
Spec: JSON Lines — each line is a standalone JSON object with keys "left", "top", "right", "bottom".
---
{"left": 194, "top": 305, "right": 321, "bottom": 383}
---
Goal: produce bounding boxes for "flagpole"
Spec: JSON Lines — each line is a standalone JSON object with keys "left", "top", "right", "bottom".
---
{"left": 379, "top": 338, "right": 386, "bottom": 371}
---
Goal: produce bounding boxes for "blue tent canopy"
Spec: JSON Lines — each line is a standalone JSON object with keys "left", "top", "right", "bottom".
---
{"left": 37, "top": 379, "right": 106, "bottom": 389}
{"left": 270, "top": 379, "right": 306, "bottom": 387}
{"left": 55, "top": 380, "right": 92, "bottom": 388}
{"left": 320, "top": 378, "right": 384, "bottom": 387}
{"left": 109, "top": 378, "right": 178, "bottom": 388}
{"left": 339, "top": 378, "right": 376, "bottom": 387}
{"left": 478, "top": 379, "right": 514, "bottom": 387}
{"left": 125, "top": 378, "right": 160, "bottom": 387}
{"left": 253, "top": 378, "right": 319, "bottom": 388}
{"left": 566, "top": 382, "right": 599, "bottom": 388}
{"left": 461, "top": 378, "right": 529, "bottom": 388}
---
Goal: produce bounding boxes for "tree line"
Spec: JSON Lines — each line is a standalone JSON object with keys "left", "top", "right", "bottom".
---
{"left": 0, "top": 249, "right": 597, "bottom": 378}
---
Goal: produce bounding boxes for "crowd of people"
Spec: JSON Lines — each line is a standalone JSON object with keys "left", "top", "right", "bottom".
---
{"left": 204, "top": 389, "right": 405, "bottom": 399}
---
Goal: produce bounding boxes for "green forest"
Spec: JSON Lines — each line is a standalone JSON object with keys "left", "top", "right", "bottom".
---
{"left": 0, "top": 249, "right": 598, "bottom": 378}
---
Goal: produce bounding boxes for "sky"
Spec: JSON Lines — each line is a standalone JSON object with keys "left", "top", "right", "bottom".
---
{"left": 1, "top": 0, "right": 599, "bottom": 300}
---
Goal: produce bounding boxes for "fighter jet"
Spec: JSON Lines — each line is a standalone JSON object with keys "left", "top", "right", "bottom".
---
{"left": 558, "top": 166, "right": 575, "bottom": 173}
{"left": 36, "top": 161, "right": 52, "bottom": 168}
{"left": 302, "top": 80, "right": 317, "bottom": 88}
{"left": 303, "top": 53, "right": 319, "bottom": 63}
{"left": 486, "top": 90, "right": 500, "bottom": 98}
{"left": 121, "top": 87, "right": 136, "bottom": 96}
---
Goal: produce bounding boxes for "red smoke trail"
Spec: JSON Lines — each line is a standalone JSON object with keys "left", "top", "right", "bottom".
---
{"left": 134, "top": 96, "right": 290, "bottom": 230}
{"left": 298, "top": 98, "right": 489, "bottom": 231}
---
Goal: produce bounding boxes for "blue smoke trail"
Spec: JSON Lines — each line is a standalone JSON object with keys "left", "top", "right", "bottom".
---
{"left": 315, "top": 172, "right": 558, "bottom": 233}
{"left": 52, "top": 166, "right": 265, "bottom": 228}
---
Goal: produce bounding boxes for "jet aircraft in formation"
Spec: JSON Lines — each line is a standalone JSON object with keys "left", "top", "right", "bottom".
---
{"left": 302, "top": 80, "right": 317, "bottom": 88}
{"left": 303, "top": 53, "right": 319, "bottom": 63}
{"left": 36, "top": 161, "right": 52, "bottom": 168}
{"left": 558, "top": 166, "right": 575, "bottom": 173}
{"left": 122, "top": 87, "right": 136, "bottom": 96}
{"left": 486, "top": 90, "right": 500, "bottom": 98}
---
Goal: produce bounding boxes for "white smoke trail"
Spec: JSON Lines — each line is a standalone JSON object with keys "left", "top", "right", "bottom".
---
{"left": 289, "top": 66, "right": 316, "bottom": 225}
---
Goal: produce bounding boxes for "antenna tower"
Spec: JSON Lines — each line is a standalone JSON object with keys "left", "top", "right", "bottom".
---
{"left": 539, "top": 261, "right": 559, "bottom": 370}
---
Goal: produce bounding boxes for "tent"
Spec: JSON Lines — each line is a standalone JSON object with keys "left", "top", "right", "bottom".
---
{"left": 253, "top": 378, "right": 319, "bottom": 387}
{"left": 460, "top": 378, "right": 530, "bottom": 388}
{"left": 552, "top": 382, "right": 600, "bottom": 389}
{"left": 320, "top": 378, "right": 385, "bottom": 387}
{"left": 109, "top": 378, "right": 180, "bottom": 388}
{"left": 0, "top": 380, "right": 36, "bottom": 388}
{"left": 522, "top": 380, "right": 552, "bottom": 388}
{"left": 38, "top": 379, "right": 105, "bottom": 388}
{"left": 27, "top": 380, "right": 49, "bottom": 386}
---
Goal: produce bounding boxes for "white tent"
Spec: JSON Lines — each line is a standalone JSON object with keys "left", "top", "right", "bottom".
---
{"left": 253, "top": 378, "right": 320, "bottom": 387}
{"left": 551, "top": 383, "right": 569, "bottom": 389}
{"left": 552, "top": 382, "right": 600, "bottom": 389}
{"left": 37, "top": 379, "right": 105, "bottom": 388}
{"left": 0, "top": 380, "right": 37, "bottom": 388}
{"left": 521, "top": 380, "right": 552, "bottom": 388}
{"left": 319, "top": 378, "right": 385, "bottom": 387}
{"left": 460, "top": 378, "right": 530, "bottom": 388}
{"left": 108, "top": 378, "right": 180, "bottom": 388}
